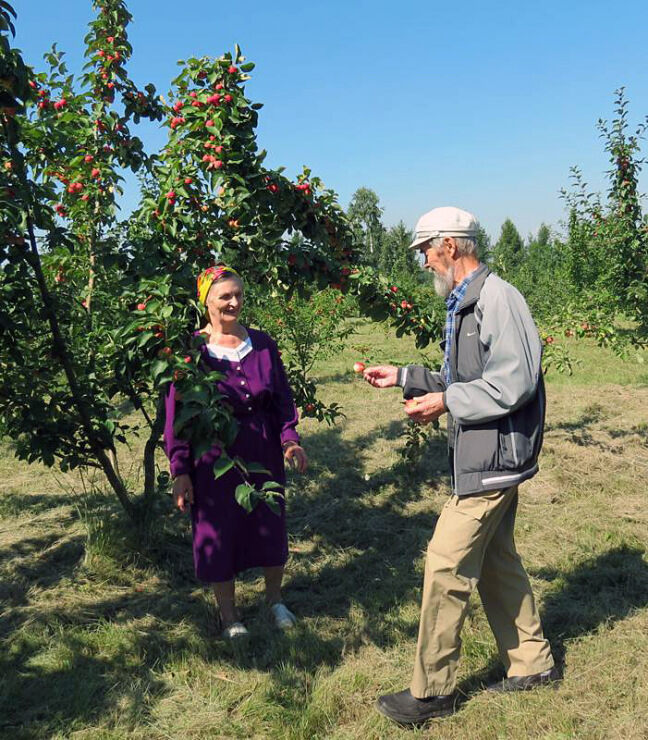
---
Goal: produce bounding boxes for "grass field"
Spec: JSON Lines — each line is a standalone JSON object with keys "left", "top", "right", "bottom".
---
{"left": 1, "top": 320, "right": 648, "bottom": 739}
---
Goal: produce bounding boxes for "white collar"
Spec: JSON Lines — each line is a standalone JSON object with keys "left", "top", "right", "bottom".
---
{"left": 206, "top": 334, "right": 253, "bottom": 361}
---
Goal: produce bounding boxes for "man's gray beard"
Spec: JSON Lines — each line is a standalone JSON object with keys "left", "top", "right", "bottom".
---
{"left": 433, "top": 266, "right": 454, "bottom": 298}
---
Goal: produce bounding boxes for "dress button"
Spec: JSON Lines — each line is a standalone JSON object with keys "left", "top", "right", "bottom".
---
{"left": 237, "top": 366, "right": 242, "bottom": 371}
{"left": 247, "top": 406, "right": 252, "bottom": 411}
{"left": 240, "top": 380, "right": 245, "bottom": 385}
{"left": 245, "top": 393, "right": 250, "bottom": 398}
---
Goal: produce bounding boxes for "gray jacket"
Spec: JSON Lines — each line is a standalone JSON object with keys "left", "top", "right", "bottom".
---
{"left": 397, "top": 265, "right": 545, "bottom": 496}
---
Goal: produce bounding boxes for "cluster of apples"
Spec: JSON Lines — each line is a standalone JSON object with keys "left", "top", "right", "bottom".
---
{"left": 94, "top": 34, "right": 124, "bottom": 103}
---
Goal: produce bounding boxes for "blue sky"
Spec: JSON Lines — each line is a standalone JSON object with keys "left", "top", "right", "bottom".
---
{"left": 14, "top": 0, "right": 648, "bottom": 241}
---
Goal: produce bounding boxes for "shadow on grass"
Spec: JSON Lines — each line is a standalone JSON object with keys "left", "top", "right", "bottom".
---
{"left": 535, "top": 545, "right": 648, "bottom": 664}
{"left": 545, "top": 403, "right": 648, "bottom": 451}
{"left": 0, "top": 418, "right": 450, "bottom": 736}
{"left": 0, "top": 492, "right": 69, "bottom": 520}
{"left": 545, "top": 403, "right": 605, "bottom": 434}
{"left": 454, "top": 544, "right": 648, "bottom": 700}
{"left": 0, "top": 523, "right": 202, "bottom": 737}
{"left": 282, "top": 421, "right": 448, "bottom": 635}
{"left": 9, "top": 427, "right": 647, "bottom": 733}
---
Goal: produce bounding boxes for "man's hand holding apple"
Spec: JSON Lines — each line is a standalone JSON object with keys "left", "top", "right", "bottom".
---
{"left": 404, "top": 392, "right": 447, "bottom": 425}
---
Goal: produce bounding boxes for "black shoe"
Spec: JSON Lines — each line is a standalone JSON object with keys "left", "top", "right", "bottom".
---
{"left": 486, "top": 666, "right": 561, "bottom": 693}
{"left": 375, "top": 689, "right": 457, "bottom": 726}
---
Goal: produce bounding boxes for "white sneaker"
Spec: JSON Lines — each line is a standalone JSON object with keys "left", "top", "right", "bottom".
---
{"left": 222, "top": 621, "right": 248, "bottom": 640}
{"left": 270, "top": 602, "right": 297, "bottom": 629}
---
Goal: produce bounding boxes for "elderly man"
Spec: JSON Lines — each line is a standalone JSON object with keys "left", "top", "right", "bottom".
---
{"left": 365, "top": 207, "right": 557, "bottom": 726}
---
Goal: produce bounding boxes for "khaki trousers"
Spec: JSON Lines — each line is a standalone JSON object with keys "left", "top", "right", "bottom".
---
{"left": 411, "top": 486, "right": 554, "bottom": 697}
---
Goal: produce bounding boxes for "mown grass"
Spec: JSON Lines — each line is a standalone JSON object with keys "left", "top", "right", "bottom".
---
{"left": 1, "top": 321, "right": 648, "bottom": 739}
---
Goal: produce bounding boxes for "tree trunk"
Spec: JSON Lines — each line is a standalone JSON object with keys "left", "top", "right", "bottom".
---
{"left": 25, "top": 217, "right": 136, "bottom": 520}
{"left": 143, "top": 393, "right": 167, "bottom": 499}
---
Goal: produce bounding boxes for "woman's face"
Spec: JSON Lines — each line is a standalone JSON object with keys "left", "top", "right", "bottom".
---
{"left": 206, "top": 277, "right": 244, "bottom": 324}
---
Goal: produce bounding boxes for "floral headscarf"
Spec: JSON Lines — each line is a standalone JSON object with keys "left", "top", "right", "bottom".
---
{"left": 196, "top": 265, "right": 241, "bottom": 307}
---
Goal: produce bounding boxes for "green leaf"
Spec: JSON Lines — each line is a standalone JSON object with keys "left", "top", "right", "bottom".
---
{"left": 151, "top": 359, "right": 169, "bottom": 380}
{"left": 265, "top": 496, "right": 281, "bottom": 515}
{"left": 261, "top": 480, "right": 283, "bottom": 491}
{"left": 245, "top": 462, "right": 271, "bottom": 475}
{"left": 213, "top": 455, "right": 235, "bottom": 479}
{"left": 235, "top": 483, "right": 255, "bottom": 512}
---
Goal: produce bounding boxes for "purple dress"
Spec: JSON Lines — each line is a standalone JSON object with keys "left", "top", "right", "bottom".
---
{"left": 164, "top": 327, "right": 300, "bottom": 582}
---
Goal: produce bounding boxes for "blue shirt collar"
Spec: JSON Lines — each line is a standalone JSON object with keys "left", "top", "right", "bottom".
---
{"left": 445, "top": 265, "right": 481, "bottom": 308}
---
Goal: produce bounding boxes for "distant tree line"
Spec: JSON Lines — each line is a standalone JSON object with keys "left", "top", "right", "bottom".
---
{"left": 347, "top": 90, "right": 648, "bottom": 352}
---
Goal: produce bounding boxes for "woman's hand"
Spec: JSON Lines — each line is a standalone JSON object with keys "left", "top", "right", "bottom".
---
{"left": 284, "top": 443, "right": 308, "bottom": 473}
{"left": 172, "top": 474, "right": 194, "bottom": 512}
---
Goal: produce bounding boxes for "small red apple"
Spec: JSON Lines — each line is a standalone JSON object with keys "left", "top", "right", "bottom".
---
{"left": 353, "top": 361, "right": 365, "bottom": 374}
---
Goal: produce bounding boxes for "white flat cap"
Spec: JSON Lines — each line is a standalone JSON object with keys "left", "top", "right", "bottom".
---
{"left": 410, "top": 206, "right": 479, "bottom": 249}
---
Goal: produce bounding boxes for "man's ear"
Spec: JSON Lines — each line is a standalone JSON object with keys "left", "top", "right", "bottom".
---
{"left": 444, "top": 236, "right": 457, "bottom": 258}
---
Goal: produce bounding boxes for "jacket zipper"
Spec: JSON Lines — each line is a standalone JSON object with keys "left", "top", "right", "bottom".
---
{"left": 453, "top": 421, "right": 459, "bottom": 493}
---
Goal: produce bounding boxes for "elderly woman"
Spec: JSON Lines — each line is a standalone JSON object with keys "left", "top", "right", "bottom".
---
{"left": 164, "top": 264, "right": 307, "bottom": 639}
